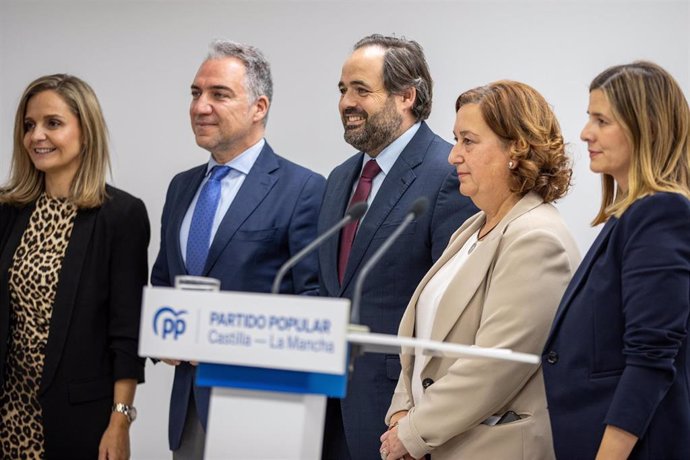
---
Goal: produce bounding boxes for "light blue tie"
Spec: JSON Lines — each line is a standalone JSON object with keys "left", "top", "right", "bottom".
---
{"left": 186, "top": 165, "right": 232, "bottom": 275}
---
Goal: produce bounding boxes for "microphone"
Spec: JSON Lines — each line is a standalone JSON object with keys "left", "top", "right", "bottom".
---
{"left": 350, "top": 197, "right": 429, "bottom": 325}
{"left": 271, "top": 201, "right": 368, "bottom": 294}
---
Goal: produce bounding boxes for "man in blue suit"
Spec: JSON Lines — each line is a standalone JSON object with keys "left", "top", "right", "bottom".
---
{"left": 319, "top": 35, "right": 477, "bottom": 460}
{"left": 151, "top": 40, "right": 325, "bottom": 459}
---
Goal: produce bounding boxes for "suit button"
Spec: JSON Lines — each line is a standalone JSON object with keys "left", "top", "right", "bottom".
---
{"left": 546, "top": 351, "right": 559, "bottom": 364}
{"left": 422, "top": 378, "right": 434, "bottom": 389}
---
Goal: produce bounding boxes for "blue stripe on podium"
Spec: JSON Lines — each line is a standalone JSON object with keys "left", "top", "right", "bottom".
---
{"left": 196, "top": 363, "right": 348, "bottom": 397}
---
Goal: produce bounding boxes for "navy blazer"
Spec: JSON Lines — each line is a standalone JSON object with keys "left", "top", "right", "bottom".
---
{"left": 150, "top": 142, "right": 325, "bottom": 451}
{"left": 0, "top": 186, "right": 149, "bottom": 459}
{"left": 543, "top": 192, "right": 690, "bottom": 460}
{"left": 318, "top": 122, "right": 477, "bottom": 460}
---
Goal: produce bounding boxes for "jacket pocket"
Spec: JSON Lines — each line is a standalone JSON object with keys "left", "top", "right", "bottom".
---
{"left": 68, "top": 375, "right": 113, "bottom": 404}
{"left": 234, "top": 228, "right": 278, "bottom": 241}
{"left": 590, "top": 368, "right": 624, "bottom": 380}
{"left": 491, "top": 412, "right": 533, "bottom": 427}
{"left": 385, "top": 354, "right": 401, "bottom": 380}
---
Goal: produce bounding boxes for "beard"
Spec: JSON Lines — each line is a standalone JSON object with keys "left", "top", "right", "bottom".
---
{"left": 342, "top": 96, "right": 403, "bottom": 154}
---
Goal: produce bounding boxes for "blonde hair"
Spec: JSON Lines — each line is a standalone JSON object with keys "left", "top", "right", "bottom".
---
{"left": 0, "top": 74, "right": 110, "bottom": 208}
{"left": 456, "top": 80, "right": 572, "bottom": 203}
{"left": 589, "top": 61, "right": 690, "bottom": 225}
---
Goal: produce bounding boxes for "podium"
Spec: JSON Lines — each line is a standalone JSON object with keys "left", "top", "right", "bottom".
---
{"left": 139, "top": 283, "right": 539, "bottom": 460}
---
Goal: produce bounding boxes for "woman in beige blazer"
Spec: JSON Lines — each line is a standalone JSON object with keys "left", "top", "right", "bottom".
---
{"left": 379, "top": 81, "right": 580, "bottom": 460}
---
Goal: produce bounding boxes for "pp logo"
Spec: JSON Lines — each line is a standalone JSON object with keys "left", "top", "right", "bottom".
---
{"left": 153, "top": 306, "right": 188, "bottom": 340}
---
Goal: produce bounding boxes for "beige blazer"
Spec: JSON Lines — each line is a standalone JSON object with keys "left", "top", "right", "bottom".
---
{"left": 386, "top": 192, "right": 580, "bottom": 460}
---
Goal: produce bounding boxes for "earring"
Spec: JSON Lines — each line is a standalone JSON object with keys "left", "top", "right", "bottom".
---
{"left": 508, "top": 160, "right": 515, "bottom": 169}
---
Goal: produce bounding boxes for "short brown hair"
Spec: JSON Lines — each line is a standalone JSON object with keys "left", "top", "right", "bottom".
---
{"left": 1, "top": 74, "right": 110, "bottom": 208}
{"left": 456, "top": 80, "right": 571, "bottom": 203}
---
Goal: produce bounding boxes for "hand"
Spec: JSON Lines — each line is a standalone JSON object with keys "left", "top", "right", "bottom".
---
{"left": 595, "top": 425, "right": 638, "bottom": 460}
{"left": 388, "top": 410, "right": 408, "bottom": 429}
{"left": 98, "top": 413, "right": 130, "bottom": 460}
{"left": 380, "top": 423, "right": 411, "bottom": 460}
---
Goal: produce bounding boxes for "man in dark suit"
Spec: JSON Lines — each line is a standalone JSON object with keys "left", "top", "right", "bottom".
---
{"left": 319, "top": 34, "right": 477, "bottom": 460}
{"left": 151, "top": 40, "right": 325, "bottom": 459}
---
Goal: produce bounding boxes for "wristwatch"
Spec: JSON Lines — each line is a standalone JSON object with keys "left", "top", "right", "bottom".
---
{"left": 112, "top": 403, "right": 137, "bottom": 423}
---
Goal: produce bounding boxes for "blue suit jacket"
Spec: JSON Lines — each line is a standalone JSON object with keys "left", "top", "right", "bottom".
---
{"left": 151, "top": 142, "right": 325, "bottom": 451}
{"left": 542, "top": 192, "right": 690, "bottom": 460}
{"left": 318, "top": 122, "right": 477, "bottom": 459}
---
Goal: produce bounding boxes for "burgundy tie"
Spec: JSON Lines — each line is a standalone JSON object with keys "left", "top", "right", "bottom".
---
{"left": 338, "top": 159, "right": 382, "bottom": 284}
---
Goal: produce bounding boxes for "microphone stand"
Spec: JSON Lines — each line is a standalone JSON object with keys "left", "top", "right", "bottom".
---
{"left": 271, "top": 202, "right": 368, "bottom": 294}
{"left": 347, "top": 197, "right": 429, "bottom": 374}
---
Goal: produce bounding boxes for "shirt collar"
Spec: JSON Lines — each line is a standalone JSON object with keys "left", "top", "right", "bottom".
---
{"left": 206, "top": 138, "right": 265, "bottom": 175}
{"left": 362, "top": 122, "right": 421, "bottom": 175}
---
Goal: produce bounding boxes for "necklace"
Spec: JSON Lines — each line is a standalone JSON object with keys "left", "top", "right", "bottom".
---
{"left": 469, "top": 223, "right": 497, "bottom": 254}
{"left": 478, "top": 221, "right": 499, "bottom": 240}
{"left": 469, "top": 218, "right": 501, "bottom": 254}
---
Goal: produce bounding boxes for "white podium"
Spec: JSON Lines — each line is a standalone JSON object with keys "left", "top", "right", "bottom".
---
{"left": 139, "top": 285, "right": 538, "bottom": 460}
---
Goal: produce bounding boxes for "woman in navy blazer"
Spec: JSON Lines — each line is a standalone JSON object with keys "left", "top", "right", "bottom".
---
{"left": 0, "top": 75, "right": 149, "bottom": 459}
{"left": 542, "top": 62, "right": 690, "bottom": 460}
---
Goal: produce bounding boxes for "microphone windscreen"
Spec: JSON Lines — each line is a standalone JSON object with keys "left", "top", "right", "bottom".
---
{"left": 410, "top": 197, "right": 429, "bottom": 218}
{"left": 346, "top": 201, "right": 368, "bottom": 220}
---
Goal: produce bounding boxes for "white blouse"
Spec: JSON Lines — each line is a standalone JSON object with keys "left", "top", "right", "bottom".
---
{"left": 411, "top": 230, "right": 480, "bottom": 404}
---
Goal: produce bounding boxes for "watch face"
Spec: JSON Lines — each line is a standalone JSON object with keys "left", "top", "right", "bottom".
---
{"left": 129, "top": 406, "right": 137, "bottom": 422}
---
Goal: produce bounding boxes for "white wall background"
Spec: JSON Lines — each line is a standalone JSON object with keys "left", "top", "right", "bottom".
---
{"left": 1, "top": 0, "right": 688, "bottom": 458}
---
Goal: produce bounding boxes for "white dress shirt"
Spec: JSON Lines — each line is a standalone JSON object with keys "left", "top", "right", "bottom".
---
{"left": 351, "top": 122, "right": 421, "bottom": 219}
{"left": 179, "top": 139, "right": 265, "bottom": 262}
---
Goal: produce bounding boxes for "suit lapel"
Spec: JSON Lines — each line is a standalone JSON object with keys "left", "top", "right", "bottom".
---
{"left": 0, "top": 204, "right": 33, "bottom": 375}
{"left": 0, "top": 205, "right": 32, "bottom": 279}
{"left": 398, "top": 213, "right": 484, "bottom": 372}
{"left": 339, "top": 161, "right": 417, "bottom": 292}
{"left": 545, "top": 218, "right": 617, "bottom": 347}
{"left": 430, "top": 193, "right": 544, "bottom": 346}
{"left": 339, "top": 123, "right": 433, "bottom": 293}
{"left": 171, "top": 165, "right": 206, "bottom": 275}
{"left": 41, "top": 207, "right": 98, "bottom": 393}
{"left": 429, "top": 226, "right": 501, "bottom": 344}
{"left": 204, "top": 144, "right": 279, "bottom": 274}
{"left": 322, "top": 155, "right": 363, "bottom": 295}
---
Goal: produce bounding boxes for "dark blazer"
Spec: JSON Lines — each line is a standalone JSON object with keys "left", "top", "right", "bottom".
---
{"left": 150, "top": 142, "right": 326, "bottom": 451}
{"left": 0, "top": 186, "right": 149, "bottom": 459}
{"left": 542, "top": 192, "right": 690, "bottom": 460}
{"left": 318, "top": 122, "right": 477, "bottom": 460}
